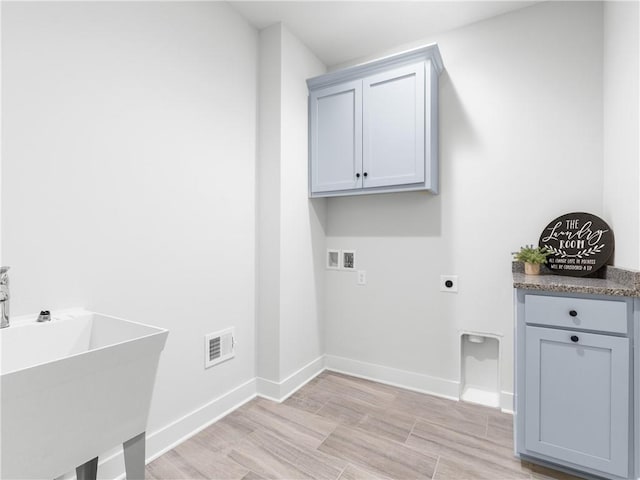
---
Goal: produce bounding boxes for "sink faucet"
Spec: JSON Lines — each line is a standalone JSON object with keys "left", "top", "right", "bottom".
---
{"left": 1, "top": 266, "right": 10, "bottom": 329}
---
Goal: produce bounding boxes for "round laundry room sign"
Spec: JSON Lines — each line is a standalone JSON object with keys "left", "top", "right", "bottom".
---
{"left": 538, "top": 212, "right": 614, "bottom": 276}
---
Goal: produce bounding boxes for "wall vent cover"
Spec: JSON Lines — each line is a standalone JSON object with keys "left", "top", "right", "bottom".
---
{"left": 205, "top": 327, "right": 235, "bottom": 369}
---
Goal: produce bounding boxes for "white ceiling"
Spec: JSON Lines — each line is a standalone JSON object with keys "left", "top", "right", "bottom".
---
{"left": 229, "top": 1, "right": 539, "bottom": 66}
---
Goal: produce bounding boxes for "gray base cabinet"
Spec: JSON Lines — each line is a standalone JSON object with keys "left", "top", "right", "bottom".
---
{"left": 525, "top": 326, "right": 629, "bottom": 477}
{"left": 515, "top": 290, "right": 635, "bottom": 479}
{"left": 307, "top": 44, "right": 443, "bottom": 198}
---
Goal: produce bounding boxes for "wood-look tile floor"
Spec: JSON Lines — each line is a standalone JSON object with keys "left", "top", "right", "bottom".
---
{"left": 147, "top": 372, "right": 582, "bottom": 480}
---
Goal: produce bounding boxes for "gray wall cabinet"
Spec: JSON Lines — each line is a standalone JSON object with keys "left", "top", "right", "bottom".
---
{"left": 309, "top": 80, "right": 362, "bottom": 194}
{"left": 307, "top": 45, "right": 443, "bottom": 198}
{"left": 515, "top": 290, "right": 637, "bottom": 479}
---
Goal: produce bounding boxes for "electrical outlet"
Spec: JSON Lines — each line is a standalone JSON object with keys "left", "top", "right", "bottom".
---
{"left": 440, "top": 275, "right": 458, "bottom": 293}
{"left": 357, "top": 270, "right": 366, "bottom": 285}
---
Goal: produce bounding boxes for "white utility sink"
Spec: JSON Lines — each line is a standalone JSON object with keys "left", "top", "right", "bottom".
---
{"left": 0, "top": 310, "right": 168, "bottom": 479}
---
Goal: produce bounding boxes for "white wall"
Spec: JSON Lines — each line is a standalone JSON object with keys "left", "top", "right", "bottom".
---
{"left": 256, "top": 23, "right": 326, "bottom": 392}
{"left": 257, "top": 24, "right": 282, "bottom": 382}
{"left": 279, "top": 26, "right": 327, "bottom": 379}
{"left": 325, "top": 1, "right": 605, "bottom": 407}
{"left": 1, "top": 0, "right": 258, "bottom": 473}
{"left": 603, "top": 0, "right": 640, "bottom": 270}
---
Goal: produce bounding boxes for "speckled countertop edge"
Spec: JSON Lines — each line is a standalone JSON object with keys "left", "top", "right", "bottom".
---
{"left": 512, "top": 262, "right": 640, "bottom": 297}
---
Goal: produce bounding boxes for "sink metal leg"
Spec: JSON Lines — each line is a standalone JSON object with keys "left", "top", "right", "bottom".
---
{"left": 76, "top": 457, "right": 98, "bottom": 480}
{"left": 123, "top": 432, "right": 146, "bottom": 480}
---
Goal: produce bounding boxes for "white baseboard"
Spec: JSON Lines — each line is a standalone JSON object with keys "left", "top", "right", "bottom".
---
{"left": 95, "top": 356, "right": 326, "bottom": 479}
{"left": 325, "top": 354, "right": 460, "bottom": 401}
{"left": 255, "top": 376, "right": 280, "bottom": 400}
{"left": 326, "top": 356, "right": 514, "bottom": 413}
{"left": 257, "top": 355, "right": 326, "bottom": 402}
{"left": 96, "top": 378, "right": 257, "bottom": 480}
{"left": 92, "top": 354, "right": 510, "bottom": 479}
{"left": 501, "top": 390, "right": 514, "bottom": 413}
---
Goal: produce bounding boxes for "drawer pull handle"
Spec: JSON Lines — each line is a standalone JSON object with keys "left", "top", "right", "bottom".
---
{"left": 569, "top": 310, "right": 578, "bottom": 317}
{"left": 571, "top": 335, "right": 579, "bottom": 343}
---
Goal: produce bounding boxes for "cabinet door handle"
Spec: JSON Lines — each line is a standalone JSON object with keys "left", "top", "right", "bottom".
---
{"left": 570, "top": 335, "right": 579, "bottom": 343}
{"left": 363, "top": 172, "right": 368, "bottom": 177}
{"left": 356, "top": 173, "right": 361, "bottom": 178}
{"left": 569, "top": 310, "right": 578, "bottom": 317}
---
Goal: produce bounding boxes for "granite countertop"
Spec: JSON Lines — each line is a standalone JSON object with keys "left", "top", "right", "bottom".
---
{"left": 512, "top": 262, "right": 640, "bottom": 297}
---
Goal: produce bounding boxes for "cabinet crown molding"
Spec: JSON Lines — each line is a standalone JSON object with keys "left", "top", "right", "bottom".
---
{"left": 307, "top": 43, "right": 444, "bottom": 90}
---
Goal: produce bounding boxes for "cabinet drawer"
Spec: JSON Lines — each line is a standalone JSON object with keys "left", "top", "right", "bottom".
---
{"left": 524, "top": 295, "right": 627, "bottom": 334}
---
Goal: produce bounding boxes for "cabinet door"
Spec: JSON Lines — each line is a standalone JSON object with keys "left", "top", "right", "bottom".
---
{"left": 309, "top": 80, "right": 362, "bottom": 194}
{"left": 525, "top": 326, "right": 629, "bottom": 477}
{"left": 362, "top": 63, "right": 425, "bottom": 188}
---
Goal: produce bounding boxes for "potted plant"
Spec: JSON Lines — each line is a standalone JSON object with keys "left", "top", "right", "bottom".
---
{"left": 513, "top": 245, "right": 551, "bottom": 275}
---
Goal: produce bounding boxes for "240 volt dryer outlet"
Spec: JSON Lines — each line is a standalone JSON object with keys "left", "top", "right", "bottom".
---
{"left": 440, "top": 275, "right": 458, "bottom": 293}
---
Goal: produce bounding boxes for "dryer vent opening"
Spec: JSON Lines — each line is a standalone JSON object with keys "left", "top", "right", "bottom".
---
{"left": 460, "top": 333, "right": 500, "bottom": 408}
